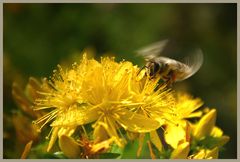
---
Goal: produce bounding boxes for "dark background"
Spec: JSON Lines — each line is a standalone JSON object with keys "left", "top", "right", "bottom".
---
{"left": 3, "top": 3, "right": 237, "bottom": 158}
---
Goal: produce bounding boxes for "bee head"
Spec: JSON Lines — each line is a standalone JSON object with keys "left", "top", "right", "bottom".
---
{"left": 146, "top": 61, "right": 162, "bottom": 78}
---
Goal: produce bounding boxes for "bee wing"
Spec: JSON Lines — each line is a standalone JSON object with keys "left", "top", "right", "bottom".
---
{"left": 178, "top": 48, "right": 204, "bottom": 81}
{"left": 135, "top": 39, "right": 169, "bottom": 61}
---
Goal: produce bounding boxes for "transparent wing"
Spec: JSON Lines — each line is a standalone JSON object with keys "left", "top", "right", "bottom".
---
{"left": 135, "top": 39, "right": 169, "bottom": 61}
{"left": 180, "top": 48, "right": 204, "bottom": 80}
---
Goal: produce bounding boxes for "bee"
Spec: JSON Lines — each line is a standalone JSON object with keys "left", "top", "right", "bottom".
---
{"left": 136, "top": 40, "right": 203, "bottom": 85}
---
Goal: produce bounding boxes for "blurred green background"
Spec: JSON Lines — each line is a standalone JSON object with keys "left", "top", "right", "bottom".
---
{"left": 3, "top": 3, "right": 237, "bottom": 158}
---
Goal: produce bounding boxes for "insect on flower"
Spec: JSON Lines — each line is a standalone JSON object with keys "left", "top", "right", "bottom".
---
{"left": 136, "top": 40, "right": 204, "bottom": 85}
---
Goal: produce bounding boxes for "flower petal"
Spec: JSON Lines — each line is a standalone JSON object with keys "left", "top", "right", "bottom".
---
{"left": 59, "top": 135, "right": 81, "bottom": 158}
{"left": 47, "top": 127, "right": 59, "bottom": 152}
{"left": 150, "top": 130, "right": 163, "bottom": 152}
{"left": 93, "top": 123, "right": 110, "bottom": 143}
{"left": 12, "top": 82, "right": 36, "bottom": 118}
{"left": 21, "top": 140, "right": 33, "bottom": 159}
{"left": 206, "top": 147, "right": 219, "bottom": 159}
{"left": 90, "top": 137, "right": 116, "bottom": 154}
{"left": 216, "top": 135, "right": 230, "bottom": 147}
{"left": 210, "top": 126, "right": 223, "bottom": 137}
{"left": 58, "top": 127, "right": 76, "bottom": 137}
{"left": 51, "top": 107, "right": 99, "bottom": 127}
{"left": 175, "top": 92, "right": 203, "bottom": 119}
{"left": 192, "top": 149, "right": 205, "bottom": 159}
{"left": 164, "top": 121, "right": 187, "bottom": 149}
{"left": 116, "top": 109, "right": 160, "bottom": 133}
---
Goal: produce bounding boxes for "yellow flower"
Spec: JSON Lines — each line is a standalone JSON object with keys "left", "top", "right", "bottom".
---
{"left": 192, "top": 109, "right": 230, "bottom": 145}
{"left": 33, "top": 63, "right": 86, "bottom": 130}
{"left": 124, "top": 66, "right": 176, "bottom": 156}
{"left": 33, "top": 53, "right": 174, "bottom": 151}
{"left": 174, "top": 92, "right": 203, "bottom": 119}
{"left": 191, "top": 109, "right": 229, "bottom": 153}
{"left": 164, "top": 92, "right": 203, "bottom": 149}
{"left": 12, "top": 50, "right": 230, "bottom": 159}
{"left": 130, "top": 74, "right": 176, "bottom": 126}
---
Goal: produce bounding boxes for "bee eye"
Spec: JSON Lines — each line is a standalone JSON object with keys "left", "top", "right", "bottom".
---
{"left": 154, "top": 63, "right": 160, "bottom": 71}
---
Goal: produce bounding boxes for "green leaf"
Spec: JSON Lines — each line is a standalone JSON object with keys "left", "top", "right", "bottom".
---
{"left": 53, "top": 151, "right": 68, "bottom": 159}
{"left": 197, "top": 136, "right": 226, "bottom": 150}
{"left": 121, "top": 133, "right": 152, "bottom": 159}
{"left": 159, "top": 149, "right": 172, "bottom": 159}
{"left": 109, "top": 143, "right": 124, "bottom": 157}
{"left": 29, "top": 151, "right": 68, "bottom": 159}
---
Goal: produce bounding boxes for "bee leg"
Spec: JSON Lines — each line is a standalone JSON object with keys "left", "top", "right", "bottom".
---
{"left": 161, "top": 76, "right": 172, "bottom": 87}
{"left": 165, "top": 71, "right": 175, "bottom": 87}
{"left": 165, "top": 78, "right": 173, "bottom": 87}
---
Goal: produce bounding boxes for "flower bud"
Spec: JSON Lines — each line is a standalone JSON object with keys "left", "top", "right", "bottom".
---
{"left": 193, "top": 109, "right": 216, "bottom": 139}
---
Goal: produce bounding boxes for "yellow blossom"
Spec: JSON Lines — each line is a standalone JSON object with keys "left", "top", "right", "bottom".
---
{"left": 11, "top": 50, "right": 230, "bottom": 159}
{"left": 174, "top": 92, "right": 203, "bottom": 119}
{"left": 164, "top": 92, "right": 202, "bottom": 149}
{"left": 129, "top": 69, "right": 176, "bottom": 126}
{"left": 124, "top": 67, "right": 176, "bottom": 155}
{"left": 33, "top": 53, "right": 174, "bottom": 151}
{"left": 33, "top": 64, "right": 86, "bottom": 130}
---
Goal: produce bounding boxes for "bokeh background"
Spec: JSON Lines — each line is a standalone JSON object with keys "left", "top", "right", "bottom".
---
{"left": 3, "top": 3, "right": 237, "bottom": 158}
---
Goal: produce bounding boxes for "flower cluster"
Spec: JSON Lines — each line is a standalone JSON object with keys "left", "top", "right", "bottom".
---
{"left": 13, "top": 52, "right": 229, "bottom": 159}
